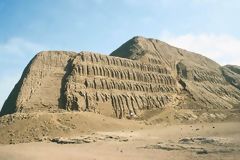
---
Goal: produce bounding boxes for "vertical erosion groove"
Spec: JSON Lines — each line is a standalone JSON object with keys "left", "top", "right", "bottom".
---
{"left": 62, "top": 52, "right": 177, "bottom": 118}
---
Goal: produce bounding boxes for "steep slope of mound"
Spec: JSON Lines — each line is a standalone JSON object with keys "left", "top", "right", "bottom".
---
{"left": 0, "top": 51, "right": 76, "bottom": 116}
{"left": 221, "top": 65, "right": 240, "bottom": 91}
{"left": 111, "top": 36, "right": 240, "bottom": 110}
{"left": 1, "top": 36, "right": 240, "bottom": 120}
{"left": 225, "top": 65, "right": 240, "bottom": 74}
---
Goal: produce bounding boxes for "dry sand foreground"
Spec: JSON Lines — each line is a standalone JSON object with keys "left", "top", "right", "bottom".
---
{"left": 0, "top": 122, "right": 239, "bottom": 160}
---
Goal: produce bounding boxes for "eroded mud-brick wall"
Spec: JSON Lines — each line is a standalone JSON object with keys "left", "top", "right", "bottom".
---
{"left": 64, "top": 52, "right": 178, "bottom": 118}
{"left": 2, "top": 36, "right": 240, "bottom": 117}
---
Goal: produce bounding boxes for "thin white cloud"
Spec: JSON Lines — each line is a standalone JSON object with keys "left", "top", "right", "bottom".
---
{"left": 0, "top": 37, "right": 44, "bottom": 57}
{"left": 160, "top": 33, "right": 240, "bottom": 65}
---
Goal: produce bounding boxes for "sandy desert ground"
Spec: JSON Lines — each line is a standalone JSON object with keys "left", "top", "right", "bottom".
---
{"left": 0, "top": 120, "right": 239, "bottom": 160}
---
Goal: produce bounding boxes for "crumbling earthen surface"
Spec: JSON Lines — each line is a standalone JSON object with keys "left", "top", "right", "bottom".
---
{"left": 1, "top": 36, "right": 240, "bottom": 119}
{"left": 63, "top": 52, "right": 177, "bottom": 118}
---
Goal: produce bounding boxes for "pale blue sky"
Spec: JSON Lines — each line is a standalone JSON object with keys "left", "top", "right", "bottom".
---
{"left": 1, "top": 0, "right": 240, "bottom": 110}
